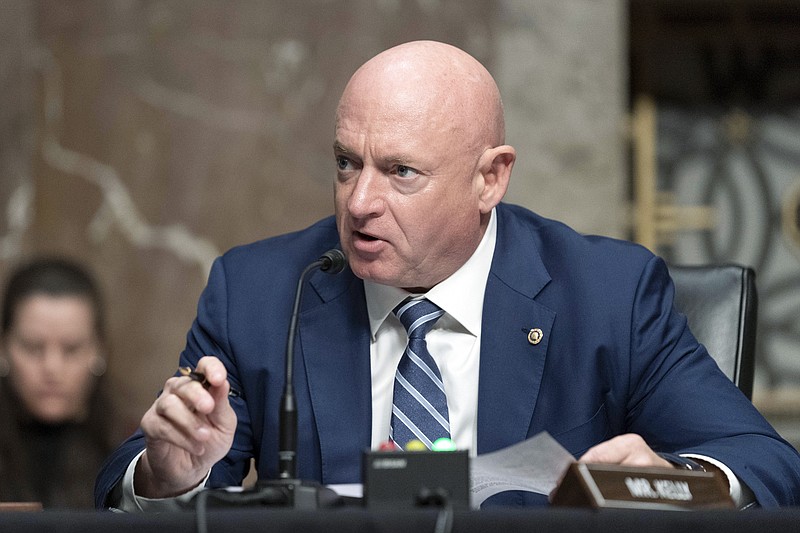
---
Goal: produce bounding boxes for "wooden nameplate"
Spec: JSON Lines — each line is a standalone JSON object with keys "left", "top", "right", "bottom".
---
{"left": 551, "top": 463, "right": 734, "bottom": 510}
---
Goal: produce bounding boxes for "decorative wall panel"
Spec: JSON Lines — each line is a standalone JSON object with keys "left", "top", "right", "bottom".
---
{"left": 0, "top": 1, "right": 626, "bottom": 430}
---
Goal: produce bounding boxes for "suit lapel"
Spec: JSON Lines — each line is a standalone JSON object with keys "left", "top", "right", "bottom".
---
{"left": 477, "top": 205, "right": 556, "bottom": 454}
{"left": 300, "top": 268, "right": 371, "bottom": 483}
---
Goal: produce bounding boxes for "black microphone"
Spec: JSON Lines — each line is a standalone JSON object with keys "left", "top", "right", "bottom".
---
{"left": 279, "top": 248, "right": 346, "bottom": 480}
{"left": 189, "top": 249, "right": 347, "bottom": 513}
{"left": 244, "top": 248, "right": 347, "bottom": 509}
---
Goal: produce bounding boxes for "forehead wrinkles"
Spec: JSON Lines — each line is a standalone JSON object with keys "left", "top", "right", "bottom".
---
{"left": 336, "top": 81, "right": 476, "bottom": 164}
{"left": 337, "top": 91, "right": 455, "bottom": 149}
{"left": 335, "top": 44, "right": 507, "bottom": 165}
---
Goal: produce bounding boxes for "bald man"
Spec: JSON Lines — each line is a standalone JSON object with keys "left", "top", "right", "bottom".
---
{"left": 96, "top": 41, "right": 800, "bottom": 510}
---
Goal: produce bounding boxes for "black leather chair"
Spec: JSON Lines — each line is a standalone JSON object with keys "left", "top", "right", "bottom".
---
{"left": 668, "top": 264, "right": 757, "bottom": 400}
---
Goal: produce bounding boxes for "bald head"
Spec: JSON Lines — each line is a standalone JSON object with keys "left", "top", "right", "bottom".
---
{"left": 333, "top": 41, "right": 515, "bottom": 290}
{"left": 336, "top": 41, "right": 506, "bottom": 152}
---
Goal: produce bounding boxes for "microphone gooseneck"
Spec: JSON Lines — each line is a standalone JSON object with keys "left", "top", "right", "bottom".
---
{"left": 279, "top": 248, "right": 346, "bottom": 480}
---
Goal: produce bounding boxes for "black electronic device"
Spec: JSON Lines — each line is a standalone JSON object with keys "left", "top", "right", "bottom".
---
{"left": 362, "top": 449, "right": 470, "bottom": 510}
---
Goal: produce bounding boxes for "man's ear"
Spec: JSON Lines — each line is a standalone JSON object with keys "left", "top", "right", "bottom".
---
{"left": 477, "top": 145, "right": 515, "bottom": 214}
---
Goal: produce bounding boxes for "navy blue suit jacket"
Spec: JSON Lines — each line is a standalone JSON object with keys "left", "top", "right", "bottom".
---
{"left": 96, "top": 203, "right": 800, "bottom": 508}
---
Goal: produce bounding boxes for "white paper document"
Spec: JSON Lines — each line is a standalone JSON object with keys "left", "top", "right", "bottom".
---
{"left": 469, "top": 432, "right": 575, "bottom": 508}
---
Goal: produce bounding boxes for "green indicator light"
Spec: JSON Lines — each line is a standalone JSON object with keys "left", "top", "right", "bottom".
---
{"left": 432, "top": 437, "right": 456, "bottom": 451}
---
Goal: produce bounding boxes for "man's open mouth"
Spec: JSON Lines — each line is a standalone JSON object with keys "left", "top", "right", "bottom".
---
{"left": 356, "top": 231, "right": 379, "bottom": 241}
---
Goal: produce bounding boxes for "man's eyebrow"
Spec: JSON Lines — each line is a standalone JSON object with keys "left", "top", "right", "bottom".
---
{"left": 332, "top": 141, "right": 351, "bottom": 153}
{"left": 385, "top": 155, "right": 412, "bottom": 165}
{"left": 332, "top": 142, "right": 414, "bottom": 166}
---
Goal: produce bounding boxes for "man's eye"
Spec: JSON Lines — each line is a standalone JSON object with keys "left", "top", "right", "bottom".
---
{"left": 395, "top": 165, "right": 419, "bottom": 178}
{"left": 336, "top": 156, "right": 351, "bottom": 170}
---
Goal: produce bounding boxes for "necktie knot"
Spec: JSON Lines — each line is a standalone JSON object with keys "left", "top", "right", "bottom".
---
{"left": 393, "top": 298, "right": 444, "bottom": 340}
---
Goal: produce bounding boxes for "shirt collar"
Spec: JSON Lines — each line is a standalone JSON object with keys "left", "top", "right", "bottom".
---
{"left": 364, "top": 208, "right": 498, "bottom": 340}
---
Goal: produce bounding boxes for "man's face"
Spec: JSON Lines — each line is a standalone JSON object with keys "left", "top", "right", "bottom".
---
{"left": 333, "top": 88, "right": 486, "bottom": 291}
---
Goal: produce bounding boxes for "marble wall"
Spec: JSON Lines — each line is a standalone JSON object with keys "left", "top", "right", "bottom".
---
{"left": 0, "top": 1, "right": 627, "bottom": 426}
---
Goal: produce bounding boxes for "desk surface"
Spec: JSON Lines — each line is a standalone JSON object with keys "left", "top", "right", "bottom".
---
{"left": 1, "top": 508, "right": 799, "bottom": 533}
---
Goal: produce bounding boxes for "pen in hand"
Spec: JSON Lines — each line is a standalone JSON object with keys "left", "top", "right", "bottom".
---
{"left": 178, "top": 366, "right": 241, "bottom": 398}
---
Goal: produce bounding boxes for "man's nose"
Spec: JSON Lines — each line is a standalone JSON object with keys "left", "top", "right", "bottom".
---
{"left": 347, "top": 168, "right": 385, "bottom": 218}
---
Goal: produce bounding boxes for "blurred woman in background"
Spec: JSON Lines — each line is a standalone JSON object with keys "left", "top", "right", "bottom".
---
{"left": 0, "top": 258, "right": 120, "bottom": 508}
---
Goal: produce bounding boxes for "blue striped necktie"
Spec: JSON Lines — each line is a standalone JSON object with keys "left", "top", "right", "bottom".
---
{"left": 390, "top": 297, "right": 450, "bottom": 449}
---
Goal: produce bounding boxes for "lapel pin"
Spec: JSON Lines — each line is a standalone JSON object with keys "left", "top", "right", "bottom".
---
{"left": 527, "top": 328, "right": 544, "bottom": 345}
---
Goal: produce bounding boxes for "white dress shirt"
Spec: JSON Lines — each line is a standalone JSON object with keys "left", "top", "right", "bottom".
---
{"left": 365, "top": 209, "right": 498, "bottom": 454}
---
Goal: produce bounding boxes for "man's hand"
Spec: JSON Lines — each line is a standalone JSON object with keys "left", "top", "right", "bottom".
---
{"left": 579, "top": 434, "right": 673, "bottom": 468}
{"left": 134, "top": 356, "right": 237, "bottom": 498}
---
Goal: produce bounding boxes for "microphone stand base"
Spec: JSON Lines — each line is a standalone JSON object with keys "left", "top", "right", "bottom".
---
{"left": 252, "top": 478, "right": 343, "bottom": 509}
{"left": 190, "top": 478, "right": 343, "bottom": 510}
